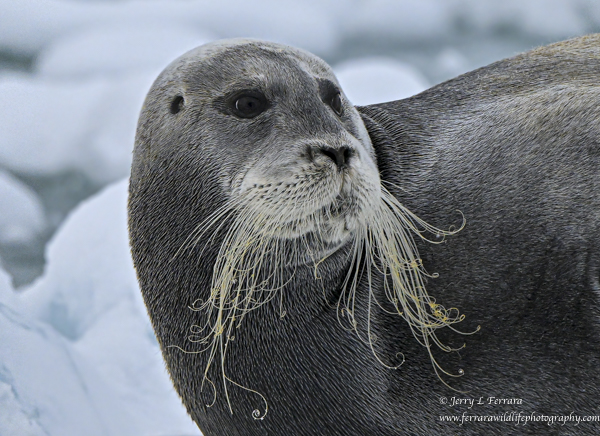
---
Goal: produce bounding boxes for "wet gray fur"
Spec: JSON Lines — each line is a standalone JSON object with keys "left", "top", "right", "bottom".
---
{"left": 129, "top": 35, "right": 600, "bottom": 435}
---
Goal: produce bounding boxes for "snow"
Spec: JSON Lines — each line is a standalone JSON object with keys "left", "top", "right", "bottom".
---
{"left": 1, "top": 180, "right": 200, "bottom": 436}
{"left": 0, "top": 170, "right": 46, "bottom": 245}
{"left": 455, "top": 0, "right": 589, "bottom": 39}
{"left": 433, "top": 48, "right": 471, "bottom": 80}
{"left": 1, "top": 0, "right": 599, "bottom": 434}
{"left": 0, "top": 72, "right": 153, "bottom": 185}
{"left": 36, "top": 24, "right": 214, "bottom": 78}
{"left": 334, "top": 57, "right": 429, "bottom": 105}
{"left": 0, "top": 0, "right": 338, "bottom": 57}
{"left": 340, "top": 0, "right": 454, "bottom": 41}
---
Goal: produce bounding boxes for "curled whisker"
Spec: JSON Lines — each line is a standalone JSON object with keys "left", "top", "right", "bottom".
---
{"left": 173, "top": 167, "right": 474, "bottom": 415}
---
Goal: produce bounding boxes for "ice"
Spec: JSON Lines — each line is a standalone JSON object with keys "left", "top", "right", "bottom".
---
{"left": 339, "top": 0, "right": 453, "bottom": 41}
{"left": 2, "top": 0, "right": 598, "bottom": 188}
{"left": 20, "top": 180, "right": 139, "bottom": 338}
{"left": 0, "top": 72, "right": 153, "bottom": 185}
{"left": 0, "top": 268, "right": 106, "bottom": 436}
{"left": 2, "top": 0, "right": 600, "bottom": 62}
{"left": 0, "top": 23, "right": 210, "bottom": 188}
{"left": 334, "top": 57, "right": 429, "bottom": 106}
{"left": 172, "top": 0, "right": 339, "bottom": 56}
{"left": 2, "top": 180, "right": 200, "bottom": 436}
{"left": 0, "top": 380, "right": 46, "bottom": 436}
{"left": 0, "top": 74, "right": 111, "bottom": 178}
{"left": 433, "top": 48, "right": 471, "bottom": 80}
{"left": 0, "top": 302, "right": 108, "bottom": 436}
{"left": 0, "top": 0, "right": 338, "bottom": 57}
{"left": 0, "top": 170, "right": 46, "bottom": 245}
{"left": 457, "top": 0, "right": 588, "bottom": 39}
{"left": 0, "top": 265, "right": 15, "bottom": 305}
{"left": 37, "top": 23, "right": 214, "bottom": 78}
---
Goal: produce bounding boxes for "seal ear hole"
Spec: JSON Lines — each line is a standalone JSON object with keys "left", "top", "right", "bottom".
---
{"left": 170, "top": 96, "right": 184, "bottom": 114}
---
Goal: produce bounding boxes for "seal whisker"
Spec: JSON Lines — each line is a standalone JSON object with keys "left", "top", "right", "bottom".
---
{"left": 330, "top": 187, "right": 476, "bottom": 387}
{"left": 173, "top": 198, "right": 242, "bottom": 261}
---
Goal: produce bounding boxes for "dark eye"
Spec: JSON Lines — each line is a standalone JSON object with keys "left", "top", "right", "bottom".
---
{"left": 318, "top": 79, "right": 344, "bottom": 116}
{"left": 329, "top": 92, "right": 343, "bottom": 116}
{"left": 170, "top": 95, "right": 184, "bottom": 114}
{"left": 231, "top": 92, "right": 268, "bottom": 118}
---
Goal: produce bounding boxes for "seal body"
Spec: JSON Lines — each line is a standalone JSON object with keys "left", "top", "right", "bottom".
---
{"left": 129, "top": 36, "right": 600, "bottom": 435}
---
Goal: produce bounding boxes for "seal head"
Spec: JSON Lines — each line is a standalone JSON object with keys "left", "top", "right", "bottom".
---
{"left": 134, "top": 39, "right": 380, "bottom": 257}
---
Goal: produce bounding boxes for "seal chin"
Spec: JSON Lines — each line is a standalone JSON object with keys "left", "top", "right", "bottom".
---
{"left": 261, "top": 207, "right": 356, "bottom": 261}
{"left": 279, "top": 195, "right": 368, "bottom": 265}
{"left": 297, "top": 230, "right": 352, "bottom": 265}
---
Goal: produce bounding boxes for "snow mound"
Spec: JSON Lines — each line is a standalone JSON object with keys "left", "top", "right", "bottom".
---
{"left": 0, "top": 0, "right": 338, "bottom": 57}
{"left": 455, "top": 0, "right": 591, "bottom": 39}
{"left": 2, "top": 180, "right": 200, "bottom": 436}
{"left": 37, "top": 23, "right": 214, "bottom": 78}
{"left": 334, "top": 57, "right": 429, "bottom": 106}
{"left": 0, "top": 170, "right": 46, "bottom": 245}
{"left": 0, "top": 72, "right": 153, "bottom": 185}
{"left": 340, "top": 0, "right": 453, "bottom": 40}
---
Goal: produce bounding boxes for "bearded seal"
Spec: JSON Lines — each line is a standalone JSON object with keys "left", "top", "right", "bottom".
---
{"left": 128, "top": 35, "right": 600, "bottom": 435}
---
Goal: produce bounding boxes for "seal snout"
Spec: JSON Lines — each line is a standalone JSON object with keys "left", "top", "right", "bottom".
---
{"left": 317, "top": 145, "right": 354, "bottom": 170}
{"left": 306, "top": 143, "right": 355, "bottom": 170}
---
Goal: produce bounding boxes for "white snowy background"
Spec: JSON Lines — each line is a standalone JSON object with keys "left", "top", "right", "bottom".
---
{"left": 1, "top": 0, "right": 599, "bottom": 435}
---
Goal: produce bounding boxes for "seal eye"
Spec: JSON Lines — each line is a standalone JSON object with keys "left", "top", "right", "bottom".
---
{"left": 329, "top": 92, "right": 343, "bottom": 116}
{"left": 318, "top": 79, "right": 344, "bottom": 117}
{"left": 170, "top": 96, "right": 184, "bottom": 114}
{"left": 231, "top": 92, "right": 268, "bottom": 119}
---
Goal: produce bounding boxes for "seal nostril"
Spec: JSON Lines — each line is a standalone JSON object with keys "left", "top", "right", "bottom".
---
{"left": 318, "top": 146, "right": 353, "bottom": 169}
{"left": 343, "top": 147, "right": 353, "bottom": 163}
{"left": 320, "top": 147, "right": 340, "bottom": 166}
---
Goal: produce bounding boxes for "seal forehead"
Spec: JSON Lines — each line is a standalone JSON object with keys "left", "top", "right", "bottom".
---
{"left": 159, "top": 39, "right": 337, "bottom": 92}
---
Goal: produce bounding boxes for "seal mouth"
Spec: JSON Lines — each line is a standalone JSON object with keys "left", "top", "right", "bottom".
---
{"left": 276, "top": 191, "right": 363, "bottom": 250}
{"left": 321, "top": 193, "right": 353, "bottom": 217}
